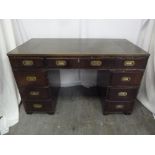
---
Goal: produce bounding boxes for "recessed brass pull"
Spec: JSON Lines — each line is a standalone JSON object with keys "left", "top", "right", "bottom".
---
{"left": 56, "top": 60, "right": 67, "bottom": 66}
{"left": 26, "top": 76, "right": 37, "bottom": 81}
{"left": 90, "top": 60, "right": 102, "bottom": 66}
{"left": 124, "top": 60, "right": 135, "bottom": 67}
{"left": 115, "top": 104, "right": 124, "bottom": 109}
{"left": 121, "top": 76, "right": 131, "bottom": 82}
{"left": 22, "top": 60, "right": 34, "bottom": 66}
{"left": 30, "top": 91, "right": 40, "bottom": 96}
{"left": 33, "top": 104, "right": 42, "bottom": 109}
{"left": 118, "top": 91, "right": 128, "bottom": 97}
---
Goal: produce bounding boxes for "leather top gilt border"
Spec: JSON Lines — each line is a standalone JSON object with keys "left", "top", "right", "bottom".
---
{"left": 7, "top": 38, "right": 149, "bottom": 57}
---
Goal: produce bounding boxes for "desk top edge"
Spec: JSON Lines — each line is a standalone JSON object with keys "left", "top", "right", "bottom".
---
{"left": 7, "top": 38, "right": 149, "bottom": 56}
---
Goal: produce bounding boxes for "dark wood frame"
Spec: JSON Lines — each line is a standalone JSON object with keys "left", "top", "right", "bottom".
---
{"left": 7, "top": 39, "right": 149, "bottom": 115}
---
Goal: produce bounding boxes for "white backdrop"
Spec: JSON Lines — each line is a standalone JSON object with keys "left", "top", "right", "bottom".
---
{"left": 137, "top": 20, "right": 155, "bottom": 117}
{"left": 12, "top": 19, "right": 142, "bottom": 87}
{"left": 0, "top": 20, "right": 20, "bottom": 134}
{"left": 14, "top": 19, "right": 141, "bottom": 42}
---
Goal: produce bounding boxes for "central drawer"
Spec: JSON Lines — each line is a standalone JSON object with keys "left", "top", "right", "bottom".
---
{"left": 46, "top": 56, "right": 116, "bottom": 68}
{"left": 46, "top": 57, "right": 79, "bottom": 68}
{"left": 79, "top": 57, "right": 115, "bottom": 68}
{"left": 14, "top": 69, "right": 48, "bottom": 87}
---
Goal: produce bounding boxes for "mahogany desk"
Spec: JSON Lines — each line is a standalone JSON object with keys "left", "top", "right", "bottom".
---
{"left": 7, "top": 39, "right": 149, "bottom": 115}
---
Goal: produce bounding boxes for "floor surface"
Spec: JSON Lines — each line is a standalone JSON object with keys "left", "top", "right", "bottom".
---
{"left": 8, "top": 86, "right": 155, "bottom": 135}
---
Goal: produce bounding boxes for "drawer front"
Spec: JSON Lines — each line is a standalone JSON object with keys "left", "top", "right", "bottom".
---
{"left": 14, "top": 70, "right": 48, "bottom": 87}
{"left": 24, "top": 99, "right": 55, "bottom": 113}
{"left": 46, "top": 58, "right": 79, "bottom": 68}
{"left": 79, "top": 57, "right": 115, "bottom": 68}
{"left": 103, "top": 100, "right": 134, "bottom": 113}
{"left": 9, "top": 57, "right": 44, "bottom": 68}
{"left": 106, "top": 87, "right": 138, "bottom": 101}
{"left": 20, "top": 87, "right": 51, "bottom": 100}
{"left": 111, "top": 70, "right": 143, "bottom": 86}
{"left": 116, "top": 56, "right": 148, "bottom": 69}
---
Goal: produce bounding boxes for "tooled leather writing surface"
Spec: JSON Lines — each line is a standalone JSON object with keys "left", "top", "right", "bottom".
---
{"left": 8, "top": 38, "right": 148, "bottom": 56}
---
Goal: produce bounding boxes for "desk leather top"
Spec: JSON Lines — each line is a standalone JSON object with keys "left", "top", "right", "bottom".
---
{"left": 8, "top": 38, "right": 148, "bottom": 56}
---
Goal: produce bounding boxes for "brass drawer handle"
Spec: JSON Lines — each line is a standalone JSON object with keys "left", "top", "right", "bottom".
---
{"left": 30, "top": 91, "right": 40, "bottom": 96}
{"left": 26, "top": 76, "right": 37, "bottom": 81}
{"left": 115, "top": 104, "right": 124, "bottom": 109}
{"left": 22, "top": 60, "right": 34, "bottom": 66}
{"left": 33, "top": 104, "right": 42, "bottom": 109}
{"left": 56, "top": 60, "right": 67, "bottom": 66}
{"left": 121, "top": 76, "right": 131, "bottom": 82}
{"left": 118, "top": 91, "right": 128, "bottom": 97}
{"left": 124, "top": 60, "right": 135, "bottom": 67}
{"left": 90, "top": 60, "right": 102, "bottom": 66}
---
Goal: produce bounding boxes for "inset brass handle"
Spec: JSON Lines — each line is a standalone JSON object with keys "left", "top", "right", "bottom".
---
{"left": 90, "top": 60, "right": 102, "bottom": 66}
{"left": 124, "top": 60, "right": 135, "bottom": 67}
{"left": 115, "top": 104, "right": 124, "bottom": 109}
{"left": 118, "top": 91, "right": 128, "bottom": 97}
{"left": 56, "top": 60, "right": 67, "bottom": 66}
{"left": 33, "top": 104, "right": 42, "bottom": 109}
{"left": 121, "top": 76, "right": 131, "bottom": 82}
{"left": 30, "top": 91, "right": 40, "bottom": 96}
{"left": 26, "top": 76, "right": 37, "bottom": 81}
{"left": 22, "top": 60, "right": 34, "bottom": 66}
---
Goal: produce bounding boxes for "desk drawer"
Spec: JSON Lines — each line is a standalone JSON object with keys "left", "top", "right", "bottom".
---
{"left": 24, "top": 99, "right": 56, "bottom": 114}
{"left": 106, "top": 87, "right": 138, "bottom": 101}
{"left": 116, "top": 56, "right": 148, "bottom": 69}
{"left": 46, "top": 58, "right": 79, "bottom": 68}
{"left": 20, "top": 87, "right": 51, "bottom": 100}
{"left": 103, "top": 100, "right": 134, "bottom": 114}
{"left": 9, "top": 57, "right": 44, "bottom": 68}
{"left": 79, "top": 57, "right": 115, "bottom": 68}
{"left": 111, "top": 70, "right": 143, "bottom": 86}
{"left": 14, "top": 70, "right": 48, "bottom": 87}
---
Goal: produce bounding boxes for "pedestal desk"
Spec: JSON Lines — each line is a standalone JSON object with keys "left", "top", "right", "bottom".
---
{"left": 7, "top": 39, "right": 149, "bottom": 115}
